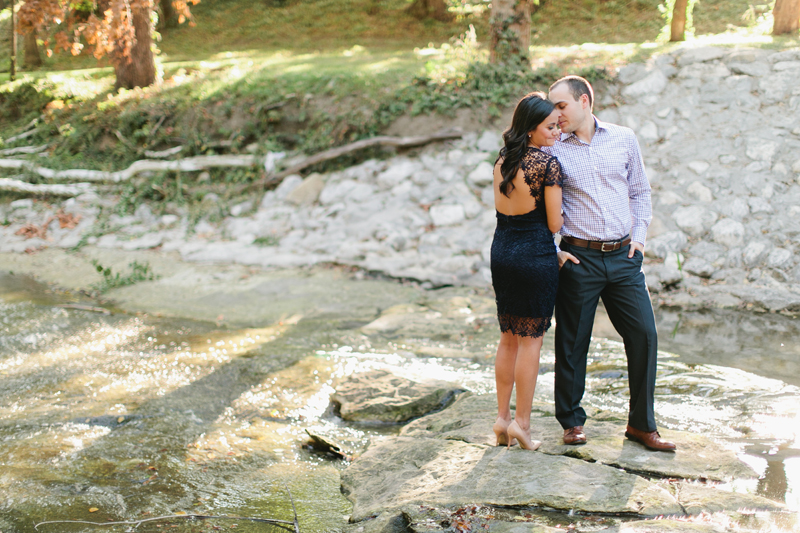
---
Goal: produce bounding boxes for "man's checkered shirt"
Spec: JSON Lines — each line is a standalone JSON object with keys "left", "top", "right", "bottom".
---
{"left": 544, "top": 118, "right": 652, "bottom": 246}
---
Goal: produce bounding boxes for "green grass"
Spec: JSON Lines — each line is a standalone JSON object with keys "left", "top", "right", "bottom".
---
{"left": 0, "top": 0, "right": 798, "bottom": 183}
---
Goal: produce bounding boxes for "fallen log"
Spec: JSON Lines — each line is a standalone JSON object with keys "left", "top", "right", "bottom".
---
{"left": 0, "top": 130, "right": 462, "bottom": 186}
{"left": 264, "top": 128, "right": 463, "bottom": 185}
{"left": 0, "top": 154, "right": 260, "bottom": 183}
{"left": 144, "top": 145, "right": 184, "bottom": 158}
{"left": 0, "top": 177, "right": 94, "bottom": 196}
{"left": 0, "top": 145, "right": 49, "bottom": 156}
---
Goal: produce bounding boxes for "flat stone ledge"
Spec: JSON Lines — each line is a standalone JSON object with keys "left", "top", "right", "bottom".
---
{"left": 401, "top": 394, "right": 757, "bottom": 482}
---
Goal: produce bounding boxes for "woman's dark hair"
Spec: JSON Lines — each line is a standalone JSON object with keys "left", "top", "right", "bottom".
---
{"left": 498, "top": 92, "right": 555, "bottom": 197}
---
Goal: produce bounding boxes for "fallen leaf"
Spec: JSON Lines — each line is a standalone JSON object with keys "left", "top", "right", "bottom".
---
{"left": 56, "top": 209, "right": 82, "bottom": 229}
{"left": 175, "top": 511, "right": 187, "bottom": 515}
{"left": 89, "top": 507, "right": 99, "bottom": 513}
{"left": 117, "top": 416, "right": 125, "bottom": 423}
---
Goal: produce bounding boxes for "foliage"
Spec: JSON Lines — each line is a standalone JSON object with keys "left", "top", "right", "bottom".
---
{"left": 16, "top": 1, "right": 199, "bottom": 71}
{"left": 0, "top": 81, "right": 55, "bottom": 126}
{"left": 90, "top": 259, "right": 158, "bottom": 292}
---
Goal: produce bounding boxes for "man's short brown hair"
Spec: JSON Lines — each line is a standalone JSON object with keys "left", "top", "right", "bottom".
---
{"left": 550, "top": 75, "right": 594, "bottom": 109}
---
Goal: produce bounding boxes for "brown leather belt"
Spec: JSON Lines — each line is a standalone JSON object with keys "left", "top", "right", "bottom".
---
{"left": 561, "top": 235, "right": 631, "bottom": 252}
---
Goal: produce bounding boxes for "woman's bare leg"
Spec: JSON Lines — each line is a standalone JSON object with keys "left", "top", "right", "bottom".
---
{"left": 494, "top": 331, "right": 517, "bottom": 444}
{"left": 507, "top": 334, "right": 543, "bottom": 450}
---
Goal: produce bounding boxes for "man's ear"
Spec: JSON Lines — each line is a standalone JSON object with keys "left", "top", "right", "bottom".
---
{"left": 580, "top": 93, "right": 590, "bottom": 109}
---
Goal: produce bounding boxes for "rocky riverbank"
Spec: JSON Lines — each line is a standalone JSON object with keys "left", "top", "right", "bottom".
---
{"left": 2, "top": 45, "right": 800, "bottom": 314}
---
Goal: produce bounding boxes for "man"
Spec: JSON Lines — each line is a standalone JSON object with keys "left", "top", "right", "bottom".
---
{"left": 545, "top": 75, "right": 675, "bottom": 451}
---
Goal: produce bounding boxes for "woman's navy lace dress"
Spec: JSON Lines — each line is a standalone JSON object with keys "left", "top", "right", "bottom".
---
{"left": 491, "top": 147, "right": 564, "bottom": 338}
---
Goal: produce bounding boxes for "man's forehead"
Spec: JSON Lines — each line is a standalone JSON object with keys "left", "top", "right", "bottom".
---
{"left": 549, "top": 84, "right": 574, "bottom": 103}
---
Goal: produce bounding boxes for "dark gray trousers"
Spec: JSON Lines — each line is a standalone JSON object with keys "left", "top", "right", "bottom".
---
{"left": 554, "top": 242, "right": 658, "bottom": 432}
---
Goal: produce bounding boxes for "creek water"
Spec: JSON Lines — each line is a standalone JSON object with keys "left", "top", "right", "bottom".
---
{"left": 1, "top": 270, "right": 798, "bottom": 533}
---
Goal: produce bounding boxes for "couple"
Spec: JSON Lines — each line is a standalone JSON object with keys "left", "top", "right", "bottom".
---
{"left": 490, "top": 76, "right": 675, "bottom": 452}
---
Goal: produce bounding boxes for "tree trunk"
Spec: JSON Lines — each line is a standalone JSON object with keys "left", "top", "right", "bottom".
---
{"left": 407, "top": 0, "right": 452, "bottom": 22}
{"left": 9, "top": 0, "right": 17, "bottom": 80}
{"left": 490, "top": 0, "right": 531, "bottom": 64}
{"left": 773, "top": 0, "right": 800, "bottom": 35}
{"left": 670, "top": 0, "right": 689, "bottom": 41}
{"left": 24, "top": 30, "right": 42, "bottom": 68}
{"left": 114, "top": 3, "right": 156, "bottom": 90}
{"left": 159, "top": 0, "right": 179, "bottom": 29}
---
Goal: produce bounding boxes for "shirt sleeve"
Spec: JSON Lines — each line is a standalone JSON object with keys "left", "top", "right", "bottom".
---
{"left": 626, "top": 131, "right": 652, "bottom": 245}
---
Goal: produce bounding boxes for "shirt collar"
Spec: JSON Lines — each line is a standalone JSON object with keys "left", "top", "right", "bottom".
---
{"left": 559, "top": 115, "right": 604, "bottom": 143}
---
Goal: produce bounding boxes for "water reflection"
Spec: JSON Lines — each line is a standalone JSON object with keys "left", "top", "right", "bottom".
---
{"left": 1, "top": 274, "right": 799, "bottom": 532}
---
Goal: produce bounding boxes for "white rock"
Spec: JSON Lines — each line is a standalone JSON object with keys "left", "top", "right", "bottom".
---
{"left": 377, "top": 161, "right": 420, "bottom": 189}
{"left": 711, "top": 218, "right": 745, "bottom": 247}
{"left": 687, "top": 181, "right": 713, "bottom": 202}
{"left": 719, "top": 197, "right": 750, "bottom": 219}
{"left": 792, "top": 160, "right": 800, "bottom": 173}
{"left": 743, "top": 241, "right": 768, "bottom": 267}
{"left": 622, "top": 70, "right": 668, "bottom": 98}
{"left": 286, "top": 173, "right": 325, "bottom": 206}
{"left": 618, "top": 63, "right": 649, "bottom": 84}
{"left": 767, "top": 248, "right": 793, "bottom": 269}
{"left": 429, "top": 204, "right": 466, "bottom": 226}
{"left": 748, "top": 197, "right": 773, "bottom": 213}
{"left": 134, "top": 203, "right": 157, "bottom": 225}
{"left": 658, "top": 191, "right": 682, "bottom": 206}
{"left": 746, "top": 139, "right": 779, "bottom": 162}
{"left": 274, "top": 175, "right": 303, "bottom": 200}
{"left": 160, "top": 214, "right": 179, "bottom": 226}
{"left": 320, "top": 179, "right": 357, "bottom": 205}
{"left": 773, "top": 61, "right": 800, "bottom": 71}
{"left": 688, "top": 161, "right": 710, "bottom": 175}
{"left": 229, "top": 201, "right": 253, "bottom": 217}
{"left": 719, "top": 154, "right": 737, "bottom": 165}
{"left": 11, "top": 199, "right": 34, "bottom": 209}
{"left": 677, "top": 47, "right": 726, "bottom": 67}
{"left": 467, "top": 161, "right": 495, "bottom": 187}
{"left": 447, "top": 149, "right": 465, "bottom": 163}
{"left": 660, "top": 252, "right": 685, "bottom": 285}
{"left": 656, "top": 107, "right": 672, "bottom": 118}
{"left": 480, "top": 186, "right": 494, "bottom": 206}
{"left": 476, "top": 131, "right": 502, "bottom": 152}
{"left": 727, "top": 62, "right": 770, "bottom": 77}
{"left": 639, "top": 121, "right": 659, "bottom": 142}
{"left": 121, "top": 233, "right": 164, "bottom": 251}
{"left": 673, "top": 205, "right": 717, "bottom": 237}
{"left": 645, "top": 231, "right": 688, "bottom": 259}
{"left": 683, "top": 257, "right": 715, "bottom": 278}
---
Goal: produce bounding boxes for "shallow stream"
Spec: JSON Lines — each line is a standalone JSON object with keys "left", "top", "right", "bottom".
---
{"left": 1, "top": 270, "right": 798, "bottom": 533}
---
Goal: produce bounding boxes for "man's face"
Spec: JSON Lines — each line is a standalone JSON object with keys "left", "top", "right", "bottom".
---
{"left": 549, "top": 83, "right": 587, "bottom": 134}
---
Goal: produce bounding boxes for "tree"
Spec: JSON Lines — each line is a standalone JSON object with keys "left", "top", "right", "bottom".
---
{"left": 670, "top": 0, "right": 689, "bottom": 41}
{"left": 407, "top": 0, "right": 452, "bottom": 22}
{"left": 490, "top": 0, "right": 530, "bottom": 64}
{"left": 16, "top": 1, "right": 199, "bottom": 89}
{"left": 158, "top": 0, "right": 178, "bottom": 29}
{"left": 24, "top": 29, "right": 42, "bottom": 67}
{"left": 773, "top": 0, "right": 800, "bottom": 35}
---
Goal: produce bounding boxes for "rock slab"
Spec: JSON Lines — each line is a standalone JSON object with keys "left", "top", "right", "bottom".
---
{"left": 341, "top": 436, "right": 683, "bottom": 521}
{"left": 331, "top": 370, "right": 463, "bottom": 424}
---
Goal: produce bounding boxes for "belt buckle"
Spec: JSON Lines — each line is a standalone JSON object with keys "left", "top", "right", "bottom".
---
{"left": 600, "top": 241, "right": 616, "bottom": 252}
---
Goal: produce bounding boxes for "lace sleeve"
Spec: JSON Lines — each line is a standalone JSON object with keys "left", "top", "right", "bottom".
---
{"left": 544, "top": 156, "right": 564, "bottom": 188}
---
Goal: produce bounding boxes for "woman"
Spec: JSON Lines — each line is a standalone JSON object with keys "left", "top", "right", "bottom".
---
{"left": 491, "top": 92, "right": 563, "bottom": 451}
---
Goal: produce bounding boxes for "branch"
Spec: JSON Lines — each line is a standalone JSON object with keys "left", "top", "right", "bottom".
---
{"left": 0, "top": 177, "right": 94, "bottom": 196}
{"left": 263, "top": 128, "right": 463, "bottom": 186}
{"left": 144, "top": 146, "right": 184, "bottom": 158}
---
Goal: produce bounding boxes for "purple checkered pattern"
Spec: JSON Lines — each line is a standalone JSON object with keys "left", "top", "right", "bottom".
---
{"left": 544, "top": 118, "right": 652, "bottom": 246}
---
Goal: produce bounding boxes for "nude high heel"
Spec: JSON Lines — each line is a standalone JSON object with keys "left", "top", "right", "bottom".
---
{"left": 506, "top": 420, "right": 541, "bottom": 451}
{"left": 493, "top": 419, "right": 512, "bottom": 446}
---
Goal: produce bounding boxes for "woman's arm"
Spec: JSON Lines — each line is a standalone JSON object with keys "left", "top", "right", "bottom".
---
{"left": 544, "top": 185, "right": 563, "bottom": 234}
{"left": 544, "top": 157, "right": 564, "bottom": 233}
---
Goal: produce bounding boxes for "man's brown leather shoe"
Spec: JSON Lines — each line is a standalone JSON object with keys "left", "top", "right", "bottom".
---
{"left": 625, "top": 425, "right": 676, "bottom": 452}
{"left": 563, "top": 426, "right": 586, "bottom": 445}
